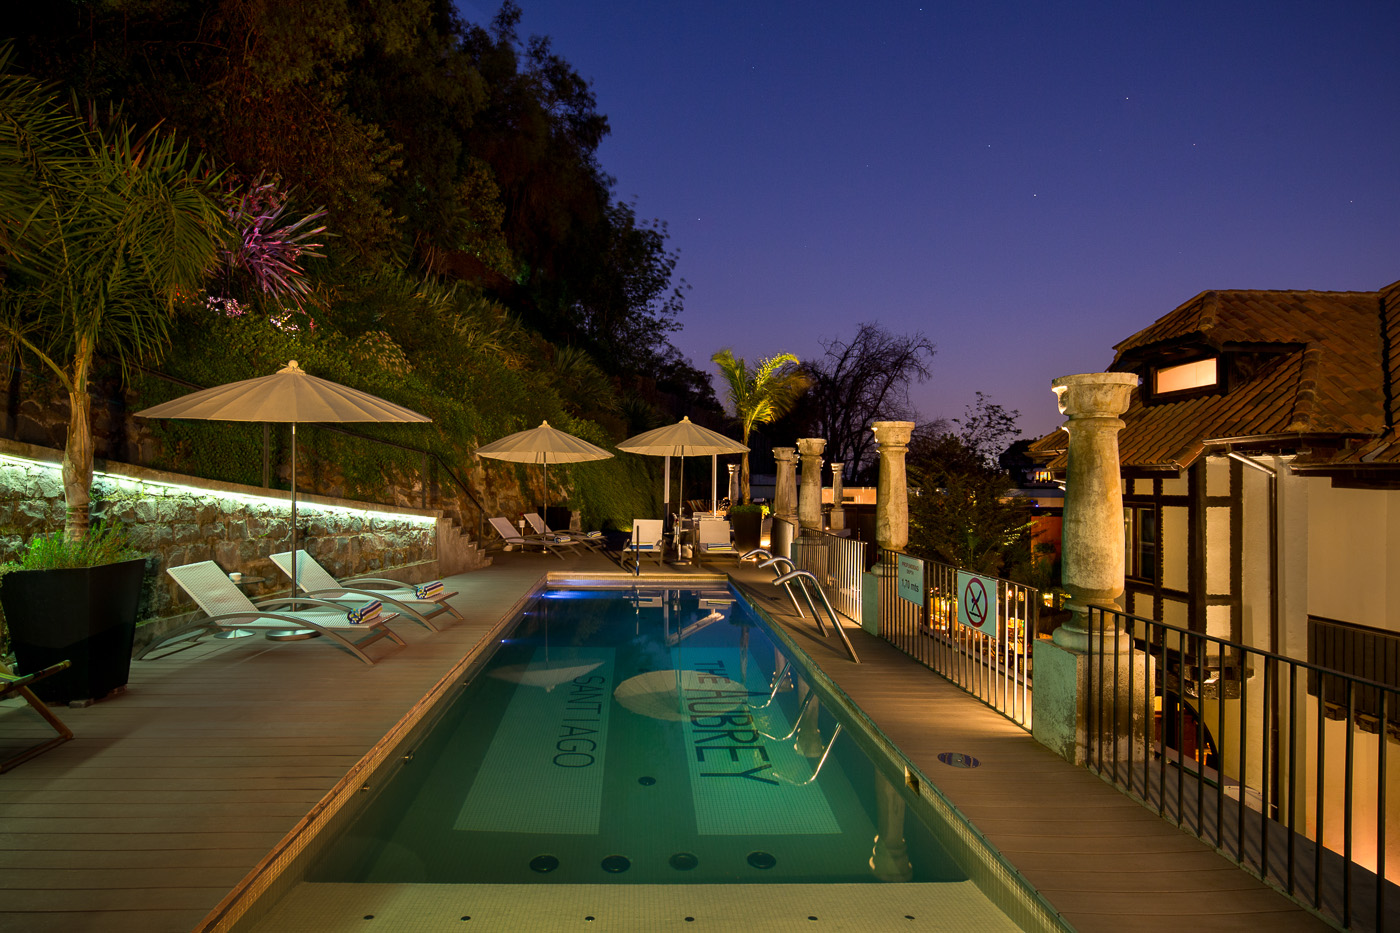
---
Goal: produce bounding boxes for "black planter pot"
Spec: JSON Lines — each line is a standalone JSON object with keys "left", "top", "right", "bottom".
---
{"left": 1, "top": 558, "right": 146, "bottom": 704}
{"left": 730, "top": 511, "right": 763, "bottom": 552}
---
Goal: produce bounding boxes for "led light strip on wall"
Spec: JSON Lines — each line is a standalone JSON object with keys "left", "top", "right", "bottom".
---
{"left": 0, "top": 452, "right": 438, "bottom": 527}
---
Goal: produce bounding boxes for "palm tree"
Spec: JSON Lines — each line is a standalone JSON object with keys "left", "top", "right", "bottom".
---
{"left": 711, "top": 348, "right": 811, "bottom": 503}
{"left": 0, "top": 49, "right": 228, "bottom": 539}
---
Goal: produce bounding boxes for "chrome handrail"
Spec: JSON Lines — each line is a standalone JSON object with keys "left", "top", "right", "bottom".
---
{"left": 772, "top": 569, "right": 860, "bottom": 663}
{"left": 771, "top": 724, "right": 844, "bottom": 786}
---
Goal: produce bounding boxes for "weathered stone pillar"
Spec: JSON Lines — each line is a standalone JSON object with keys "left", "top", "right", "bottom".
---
{"left": 797, "top": 437, "right": 826, "bottom": 532}
{"left": 727, "top": 462, "right": 739, "bottom": 505}
{"left": 871, "top": 421, "right": 914, "bottom": 552}
{"left": 1032, "top": 371, "right": 1142, "bottom": 766}
{"left": 1050, "top": 372, "right": 1137, "bottom": 651}
{"left": 772, "top": 447, "right": 798, "bottom": 525}
{"left": 829, "top": 461, "right": 846, "bottom": 531}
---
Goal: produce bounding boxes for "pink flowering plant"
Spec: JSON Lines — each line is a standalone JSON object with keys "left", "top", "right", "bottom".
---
{"left": 212, "top": 176, "right": 327, "bottom": 332}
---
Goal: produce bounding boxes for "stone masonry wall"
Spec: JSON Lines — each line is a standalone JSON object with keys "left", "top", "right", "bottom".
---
{"left": 0, "top": 438, "right": 471, "bottom": 648}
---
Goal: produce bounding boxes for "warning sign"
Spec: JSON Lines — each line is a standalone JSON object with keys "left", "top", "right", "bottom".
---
{"left": 955, "top": 570, "right": 997, "bottom": 636}
{"left": 896, "top": 553, "right": 925, "bottom": 607}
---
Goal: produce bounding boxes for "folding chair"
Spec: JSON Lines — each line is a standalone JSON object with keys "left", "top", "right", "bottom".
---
{"left": 1, "top": 660, "right": 75, "bottom": 773}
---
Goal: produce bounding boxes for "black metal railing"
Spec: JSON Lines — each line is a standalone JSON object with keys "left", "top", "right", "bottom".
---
{"left": 1085, "top": 604, "right": 1400, "bottom": 931}
{"left": 877, "top": 550, "right": 1038, "bottom": 729}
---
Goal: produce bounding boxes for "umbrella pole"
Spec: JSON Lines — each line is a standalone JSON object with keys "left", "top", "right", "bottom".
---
{"left": 275, "top": 423, "right": 315, "bottom": 638}
{"left": 290, "top": 422, "right": 297, "bottom": 609}
{"left": 711, "top": 454, "right": 717, "bottom": 514}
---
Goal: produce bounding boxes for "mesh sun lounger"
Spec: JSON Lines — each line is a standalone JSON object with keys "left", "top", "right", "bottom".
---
{"left": 269, "top": 550, "right": 461, "bottom": 631}
{"left": 0, "top": 660, "right": 74, "bottom": 773}
{"left": 523, "top": 513, "right": 606, "bottom": 551}
{"left": 140, "top": 561, "right": 405, "bottom": 665}
{"left": 488, "top": 516, "right": 584, "bottom": 559}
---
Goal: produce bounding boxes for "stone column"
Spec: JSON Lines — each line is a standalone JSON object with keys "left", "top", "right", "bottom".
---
{"left": 797, "top": 437, "right": 826, "bottom": 532}
{"left": 829, "top": 461, "right": 846, "bottom": 531}
{"left": 772, "top": 447, "right": 798, "bottom": 525}
{"left": 1050, "top": 372, "right": 1137, "bottom": 652}
{"left": 1032, "top": 371, "right": 1141, "bottom": 766}
{"left": 727, "top": 462, "right": 739, "bottom": 505}
{"left": 871, "top": 421, "right": 914, "bottom": 552}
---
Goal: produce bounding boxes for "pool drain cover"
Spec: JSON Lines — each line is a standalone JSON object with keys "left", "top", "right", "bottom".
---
{"left": 529, "top": 855, "right": 559, "bottom": 873}
{"left": 937, "top": 752, "right": 980, "bottom": 768}
{"left": 638, "top": 776, "right": 656, "bottom": 786}
{"left": 747, "top": 851, "right": 777, "bottom": 870}
{"left": 601, "top": 855, "right": 631, "bottom": 873}
{"left": 669, "top": 852, "right": 699, "bottom": 871}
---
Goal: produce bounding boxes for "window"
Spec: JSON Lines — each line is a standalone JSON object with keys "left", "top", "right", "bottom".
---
{"left": 1153, "top": 357, "right": 1218, "bottom": 395}
{"left": 1124, "top": 505, "right": 1157, "bottom": 582}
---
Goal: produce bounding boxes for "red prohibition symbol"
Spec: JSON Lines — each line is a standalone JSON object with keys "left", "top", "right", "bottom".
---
{"left": 964, "top": 577, "right": 989, "bottom": 631}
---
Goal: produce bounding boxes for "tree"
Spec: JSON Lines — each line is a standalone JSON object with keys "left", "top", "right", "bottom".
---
{"left": 907, "top": 433, "right": 1034, "bottom": 578}
{"left": 0, "top": 53, "right": 227, "bottom": 539}
{"left": 794, "top": 322, "right": 935, "bottom": 482}
{"left": 952, "top": 391, "right": 1021, "bottom": 467}
{"left": 711, "top": 349, "right": 811, "bottom": 503}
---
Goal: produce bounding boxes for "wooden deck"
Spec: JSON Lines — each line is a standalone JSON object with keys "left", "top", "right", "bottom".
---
{"left": 0, "top": 549, "right": 1333, "bottom": 932}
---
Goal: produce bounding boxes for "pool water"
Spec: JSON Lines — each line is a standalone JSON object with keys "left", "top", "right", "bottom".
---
{"left": 309, "top": 586, "right": 968, "bottom": 886}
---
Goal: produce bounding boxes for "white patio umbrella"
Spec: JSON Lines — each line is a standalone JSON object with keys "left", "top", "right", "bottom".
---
{"left": 474, "top": 420, "right": 613, "bottom": 519}
{"left": 136, "top": 360, "right": 431, "bottom": 608}
{"left": 617, "top": 416, "right": 747, "bottom": 517}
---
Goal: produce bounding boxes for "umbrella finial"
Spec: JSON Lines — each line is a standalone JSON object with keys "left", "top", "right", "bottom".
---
{"left": 280, "top": 360, "right": 304, "bottom": 374}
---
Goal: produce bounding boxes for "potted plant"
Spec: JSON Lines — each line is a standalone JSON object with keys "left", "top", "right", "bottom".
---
{"left": 0, "top": 524, "right": 147, "bottom": 704}
{"left": 0, "top": 52, "right": 226, "bottom": 701}
{"left": 728, "top": 503, "right": 767, "bottom": 552}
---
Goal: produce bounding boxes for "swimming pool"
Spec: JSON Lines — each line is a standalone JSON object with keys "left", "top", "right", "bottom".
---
{"left": 309, "top": 585, "right": 957, "bottom": 887}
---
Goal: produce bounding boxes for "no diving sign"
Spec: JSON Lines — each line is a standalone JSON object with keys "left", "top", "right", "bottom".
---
{"left": 955, "top": 570, "right": 998, "bottom": 636}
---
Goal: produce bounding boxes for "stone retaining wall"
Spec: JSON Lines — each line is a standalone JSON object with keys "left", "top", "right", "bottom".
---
{"left": 0, "top": 438, "right": 486, "bottom": 651}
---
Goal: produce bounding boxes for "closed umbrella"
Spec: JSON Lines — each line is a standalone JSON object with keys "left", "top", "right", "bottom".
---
{"left": 618, "top": 416, "right": 747, "bottom": 517}
{"left": 136, "top": 360, "right": 431, "bottom": 608}
{"left": 474, "top": 421, "right": 613, "bottom": 520}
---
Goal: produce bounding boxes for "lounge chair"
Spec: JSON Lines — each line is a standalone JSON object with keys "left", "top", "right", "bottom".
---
{"left": 487, "top": 516, "right": 584, "bottom": 559}
{"left": 622, "top": 519, "right": 665, "bottom": 571}
{"left": 140, "top": 561, "right": 405, "bottom": 665}
{"left": 523, "top": 512, "right": 606, "bottom": 551}
{"left": 268, "top": 550, "right": 461, "bottom": 631}
{"left": 695, "top": 519, "right": 739, "bottom": 565}
{"left": 0, "top": 660, "right": 74, "bottom": 773}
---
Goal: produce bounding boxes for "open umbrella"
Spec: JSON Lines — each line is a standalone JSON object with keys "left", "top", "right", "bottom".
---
{"left": 618, "top": 416, "right": 747, "bottom": 517}
{"left": 136, "top": 360, "right": 431, "bottom": 607}
{"left": 474, "top": 420, "right": 613, "bottom": 519}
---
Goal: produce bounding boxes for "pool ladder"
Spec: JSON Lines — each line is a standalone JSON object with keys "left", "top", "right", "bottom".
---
{"left": 742, "top": 548, "right": 860, "bottom": 663}
{"left": 753, "top": 664, "right": 845, "bottom": 785}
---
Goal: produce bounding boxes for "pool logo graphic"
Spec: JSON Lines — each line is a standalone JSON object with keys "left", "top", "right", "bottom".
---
{"left": 955, "top": 570, "right": 997, "bottom": 635}
{"left": 455, "top": 648, "right": 615, "bottom": 835}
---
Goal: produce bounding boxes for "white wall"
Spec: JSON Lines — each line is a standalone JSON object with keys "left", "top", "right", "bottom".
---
{"left": 1307, "top": 481, "right": 1400, "bottom": 632}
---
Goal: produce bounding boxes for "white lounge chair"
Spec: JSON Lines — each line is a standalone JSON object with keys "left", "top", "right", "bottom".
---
{"left": 488, "top": 516, "right": 584, "bottom": 559}
{"left": 523, "top": 512, "right": 606, "bottom": 551}
{"left": 695, "top": 519, "right": 739, "bottom": 565}
{"left": 140, "top": 561, "right": 405, "bottom": 665}
{"left": 622, "top": 519, "right": 665, "bottom": 571}
{"left": 268, "top": 550, "right": 461, "bottom": 631}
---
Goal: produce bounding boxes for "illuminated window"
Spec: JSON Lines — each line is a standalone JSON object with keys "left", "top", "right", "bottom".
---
{"left": 1153, "top": 357, "right": 1218, "bottom": 395}
{"left": 1124, "top": 505, "right": 1157, "bottom": 582}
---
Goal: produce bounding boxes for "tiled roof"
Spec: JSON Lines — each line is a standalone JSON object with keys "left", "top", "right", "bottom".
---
{"left": 1031, "top": 280, "right": 1400, "bottom": 473}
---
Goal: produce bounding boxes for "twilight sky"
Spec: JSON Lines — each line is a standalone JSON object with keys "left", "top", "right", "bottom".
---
{"left": 462, "top": 1, "right": 1399, "bottom": 437}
